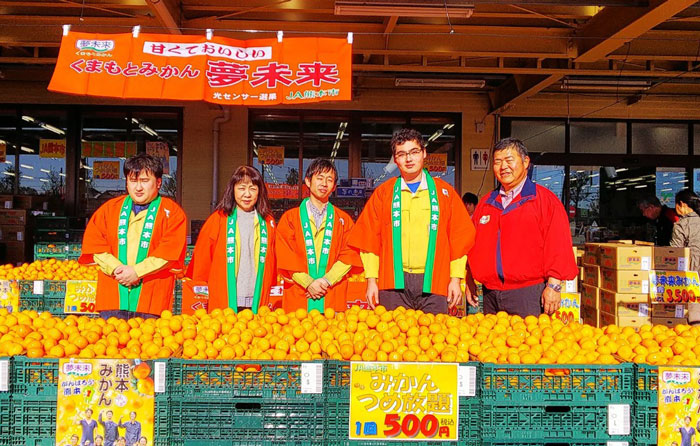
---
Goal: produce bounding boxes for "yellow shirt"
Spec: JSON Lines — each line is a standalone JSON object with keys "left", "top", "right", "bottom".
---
{"left": 93, "top": 208, "right": 168, "bottom": 278}
{"left": 361, "top": 173, "right": 467, "bottom": 279}
{"left": 292, "top": 208, "right": 351, "bottom": 289}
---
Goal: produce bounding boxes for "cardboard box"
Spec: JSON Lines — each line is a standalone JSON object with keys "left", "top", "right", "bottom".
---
{"left": 0, "top": 225, "right": 25, "bottom": 241}
{"left": 581, "top": 284, "right": 600, "bottom": 309}
{"left": 599, "top": 311, "right": 651, "bottom": 329}
{"left": 599, "top": 289, "right": 650, "bottom": 317}
{"left": 598, "top": 244, "right": 652, "bottom": 271}
{"left": 0, "top": 209, "right": 28, "bottom": 226}
{"left": 574, "top": 246, "right": 583, "bottom": 266}
{"left": 0, "top": 195, "right": 12, "bottom": 209}
{"left": 609, "top": 240, "right": 654, "bottom": 246}
{"left": 13, "top": 195, "right": 49, "bottom": 211}
{"left": 563, "top": 277, "right": 578, "bottom": 293}
{"left": 583, "top": 243, "right": 602, "bottom": 266}
{"left": 654, "top": 246, "right": 691, "bottom": 272}
{"left": 581, "top": 304, "right": 599, "bottom": 327}
{"left": 583, "top": 264, "right": 601, "bottom": 287}
{"left": 652, "top": 303, "right": 687, "bottom": 318}
{"left": 652, "top": 317, "right": 688, "bottom": 327}
{"left": 601, "top": 269, "right": 650, "bottom": 294}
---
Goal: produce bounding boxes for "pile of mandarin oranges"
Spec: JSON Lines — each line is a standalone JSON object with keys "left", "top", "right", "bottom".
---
{"left": 0, "top": 304, "right": 698, "bottom": 365}
{"left": 0, "top": 259, "right": 98, "bottom": 281}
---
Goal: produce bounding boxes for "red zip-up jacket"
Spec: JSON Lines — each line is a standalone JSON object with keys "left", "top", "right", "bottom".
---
{"left": 468, "top": 178, "right": 578, "bottom": 291}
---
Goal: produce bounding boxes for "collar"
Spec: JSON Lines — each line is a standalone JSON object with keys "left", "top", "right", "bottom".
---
{"left": 487, "top": 176, "right": 537, "bottom": 209}
{"left": 499, "top": 177, "right": 528, "bottom": 198}
{"left": 400, "top": 171, "right": 428, "bottom": 192}
{"left": 307, "top": 199, "right": 328, "bottom": 215}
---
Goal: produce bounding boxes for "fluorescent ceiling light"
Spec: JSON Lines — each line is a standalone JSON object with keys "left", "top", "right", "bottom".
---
{"left": 395, "top": 78, "right": 486, "bottom": 89}
{"left": 22, "top": 115, "right": 65, "bottom": 135}
{"left": 21, "top": 175, "right": 33, "bottom": 180}
{"left": 20, "top": 146, "right": 33, "bottom": 153}
{"left": 561, "top": 79, "right": 651, "bottom": 92}
{"left": 335, "top": 0, "right": 474, "bottom": 18}
{"left": 39, "top": 179, "right": 49, "bottom": 183}
{"left": 2, "top": 171, "right": 14, "bottom": 176}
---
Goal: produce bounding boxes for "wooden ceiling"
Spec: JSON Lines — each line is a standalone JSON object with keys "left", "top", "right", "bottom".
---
{"left": 1, "top": 0, "right": 700, "bottom": 112}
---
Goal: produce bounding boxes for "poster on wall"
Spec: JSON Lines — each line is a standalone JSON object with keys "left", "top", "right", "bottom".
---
{"left": 82, "top": 141, "right": 138, "bottom": 158}
{"left": 257, "top": 146, "right": 284, "bottom": 165}
{"left": 49, "top": 32, "right": 352, "bottom": 106}
{"left": 425, "top": 153, "right": 447, "bottom": 173}
{"left": 146, "top": 141, "right": 170, "bottom": 174}
{"left": 56, "top": 358, "right": 156, "bottom": 446}
{"left": 40, "top": 139, "right": 67, "bottom": 158}
{"left": 93, "top": 161, "right": 121, "bottom": 180}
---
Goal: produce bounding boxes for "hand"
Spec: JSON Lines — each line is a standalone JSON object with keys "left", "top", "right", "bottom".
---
{"left": 447, "top": 277, "right": 462, "bottom": 309}
{"left": 541, "top": 285, "right": 561, "bottom": 315}
{"left": 464, "top": 274, "right": 478, "bottom": 308}
{"left": 366, "top": 278, "right": 379, "bottom": 309}
{"left": 114, "top": 265, "right": 139, "bottom": 287}
{"left": 306, "top": 279, "right": 329, "bottom": 300}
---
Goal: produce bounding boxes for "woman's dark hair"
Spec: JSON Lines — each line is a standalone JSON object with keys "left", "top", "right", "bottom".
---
{"left": 216, "top": 165, "right": 272, "bottom": 219}
{"left": 676, "top": 189, "right": 700, "bottom": 215}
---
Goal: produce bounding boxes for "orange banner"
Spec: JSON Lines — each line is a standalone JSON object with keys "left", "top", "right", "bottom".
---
{"left": 425, "top": 153, "right": 447, "bottom": 173}
{"left": 40, "top": 139, "right": 67, "bottom": 158}
{"left": 49, "top": 32, "right": 352, "bottom": 105}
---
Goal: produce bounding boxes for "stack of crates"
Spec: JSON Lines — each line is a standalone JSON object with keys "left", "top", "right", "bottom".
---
{"left": 323, "top": 360, "right": 482, "bottom": 446}
{"left": 18, "top": 280, "right": 67, "bottom": 315}
{"left": 9, "top": 357, "right": 59, "bottom": 445}
{"left": 34, "top": 242, "right": 82, "bottom": 261}
{"left": 172, "top": 280, "right": 183, "bottom": 315}
{"left": 634, "top": 364, "right": 658, "bottom": 446}
{"left": 480, "top": 363, "right": 635, "bottom": 446}
{"left": 0, "top": 359, "right": 9, "bottom": 446}
{"left": 34, "top": 217, "right": 85, "bottom": 244}
{"left": 155, "top": 360, "right": 327, "bottom": 445}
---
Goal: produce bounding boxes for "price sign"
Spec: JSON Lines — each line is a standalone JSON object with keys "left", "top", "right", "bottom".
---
{"left": 64, "top": 280, "right": 98, "bottom": 314}
{"left": 0, "top": 280, "right": 19, "bottom": 313}
{"left": 650, "top": 271, "right": 700, "bottom": 303}
{"left": 553, "top": 292, "right": 581, "bottom": 325}
{"left": 257, "top": 146, "right": 285, "bottom": 165}
{"left": 350, "top": 362, "right": 458, "bottom": 441}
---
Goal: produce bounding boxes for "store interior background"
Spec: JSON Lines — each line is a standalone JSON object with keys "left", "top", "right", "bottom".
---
{"left": 2, "top": 1, "right": 700, "bottom": 251}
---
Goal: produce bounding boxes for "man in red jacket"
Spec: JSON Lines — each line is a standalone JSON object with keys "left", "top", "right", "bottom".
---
{"left": 466, "top": 138, "right": 578, "bottom": 317}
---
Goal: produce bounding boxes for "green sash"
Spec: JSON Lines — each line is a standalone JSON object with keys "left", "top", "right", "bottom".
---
{"left": 391, "top": 170, "right": 440, "bottom": 293}
{"left": 117, "top": 195, "right": 161, "bottom": 311}
{"left": 225, "top": 208, "right": 268, "bottom": 314}
{"left": 299, "top": 199, "right": 335, "bottom": 312}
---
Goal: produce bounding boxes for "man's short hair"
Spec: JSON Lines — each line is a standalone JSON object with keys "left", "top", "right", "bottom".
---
{"left": 304, "top": 158, "right": 338, "bottom": 184}
{"left": 493, "top": 137, "right": 529, "bottom": 160}
{"left": 462, "top": 192, "right": 478, "bottom": 206}
{"left": 638, "top": 195, "right": 661, "bottom": 209}
{"left": 123, "top": 153, "right": 163, "bottom": 180}
{"left": 390, "top": 128, "right": 425, "bottom": 155}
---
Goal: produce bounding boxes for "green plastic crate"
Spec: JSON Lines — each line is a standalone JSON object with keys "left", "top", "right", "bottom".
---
{"left": 10, "top": 396, "right": 55, "bottom": 444}
{"left": 164, "top": 359, "right": 325, "bottom": 400}
{"left": 33, "top": 243, "right": 69, "bottom": 260}
{"left": 481, "top": 363, "right": 635, "bottom": 405}
{"left": 172, "top": 280, "right": 182, "bottom": 315}
{"left": 634, "top": 364, "right": 658, "bottom": 446}
{"left": 18, "top": 280, "right": 66, "bottom": 299}
{"left": 0, "top": 394, "right": 9, "bottom": 446}
{"left": 481, "top": 402, "right": 633, "bottom": 442}
{"left": 634, "top": 363, "right": 657, "bottom": 406}
{"left": 10, "top": 357, "right": 59, "bottom": 398}
{"left": 185, "top": 245, "right": 194, "bottom": 265}
{"left": 481, "top": 442, "right": 630, "bottom": 446}
{"left": 156, "top": 398, "right": 326, "bottom": 444}
{"left": 634, "top": 401, "right": 656, "bottom": 445}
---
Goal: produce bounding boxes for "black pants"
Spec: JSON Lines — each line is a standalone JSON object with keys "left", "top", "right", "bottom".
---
{"left": 379, "top": 273, "right": 448, "bottom": 315}
{"left": 483, "top": 282, "right": 546, "bottom": 317}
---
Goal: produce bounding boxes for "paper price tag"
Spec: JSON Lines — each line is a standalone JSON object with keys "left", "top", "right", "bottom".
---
{"left": 607, "top": 442, "right": 629, "bottom": 446}
{"left": 154, "top": 361, "right": 166, "bottom": 394}
{"left": 301, "top": 363, "right": 323, "bottom": 394}
{"left": 641, "top": 257, "right": 651, "bottom": 271}
{"left": 642, "top": 280, "right": 649, "bottom": 294}
{"left": 608, "top": 404, "right": 631, "bottom": 435}
{"left": 33, "top": 280, "right": 44, "bottom": 295}
{"left": 564, "top": 280, "right": 576, "bottom": 293}
{"left": 458, "top": 365, "right": 477, "bottom": 397}
{"left": 676, "top": 305, "right": 686, "bottom": 319}
{"left": 638, "top": 304, "right": 649, "bottom": 317}
{"left": 679, "top": 257, "right": 688, "bottom": 271}
{"left": 0, "top": 360, "right": 8, "bottom": 392}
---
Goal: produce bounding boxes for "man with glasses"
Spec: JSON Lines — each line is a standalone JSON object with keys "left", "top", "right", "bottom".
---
{"left": 349, "top": 128, "right": 475, "bottom": 314}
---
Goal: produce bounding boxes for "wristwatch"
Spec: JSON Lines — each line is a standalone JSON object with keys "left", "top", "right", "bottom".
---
{"left": 546, "top": 282, "right": 562, "bottom": 293}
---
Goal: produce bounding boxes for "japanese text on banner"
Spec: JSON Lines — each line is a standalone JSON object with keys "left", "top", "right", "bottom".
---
{"left": 40, "top": 139, "right": 67, "bottom": 158}
{"left": 350, "top": 362, "right": 459, "bottom": 441}
{"left": 145, "top": 141, "right": 170, "bottom": 174}
{"left": 650, "top": 271, "right": 700, "bottom": 303}
{"left": 424, "top": 153, "right": 447, "bottom": 173}
{"left": 64, "top": 280, "right": 98, "bottom": 314}
{"left": 657, "top": 367, "right": 700, "bottom": 446}
{"left": 257, "top": 146, "right": 284, "bottom": 165}
{"left": 56, "top": 358, "right": 155, "bottom": 446}
{"left": 554, "top": 292, "right": 581, "bottom": 325}
{"left": 93, "top": 161, "right": 121, "bottom": 180}
{"left": 49, "top": 32, "right": 352, "bottom": 106}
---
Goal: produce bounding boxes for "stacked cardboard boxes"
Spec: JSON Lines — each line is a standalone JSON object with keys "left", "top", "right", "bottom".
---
{"left": 581, "top": 242, "right": 653, "bottom": 328}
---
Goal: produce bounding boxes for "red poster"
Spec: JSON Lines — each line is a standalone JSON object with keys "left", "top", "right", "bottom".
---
{"left": 49, "top": 32, "right": 352, "bottom": 105}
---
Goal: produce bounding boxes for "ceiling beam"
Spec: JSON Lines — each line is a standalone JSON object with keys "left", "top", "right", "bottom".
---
{"left": 575, "top": 0, "right": 697, "bottom": 63}
{"left": 384, "top": 16, "right": 398, "bottom": 35}
{"left": 0, "top": 0, "right": 147, "bottom": 9}
{"left": 489, "top": 74, "right": 563, "bottom": 114}
{"left": 145, "top": 0, "right": 181, "bottom": 34}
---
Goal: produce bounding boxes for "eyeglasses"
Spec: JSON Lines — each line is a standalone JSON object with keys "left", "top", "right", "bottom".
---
{"left": 395, "top": 148, "right": 423, "bottom": 161}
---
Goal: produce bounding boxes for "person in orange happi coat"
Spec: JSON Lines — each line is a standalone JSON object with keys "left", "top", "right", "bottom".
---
{"left": 186, "top": 166, "right": 277, "bottom": 313}
{"left": 348, "top": 128, "right": 476, "bottom": 314}
{"left": 79, "top": 153, "right": 187, "bottom": 319}
{"left": 276, "top": 158, "right": 360, "bottom": 313}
